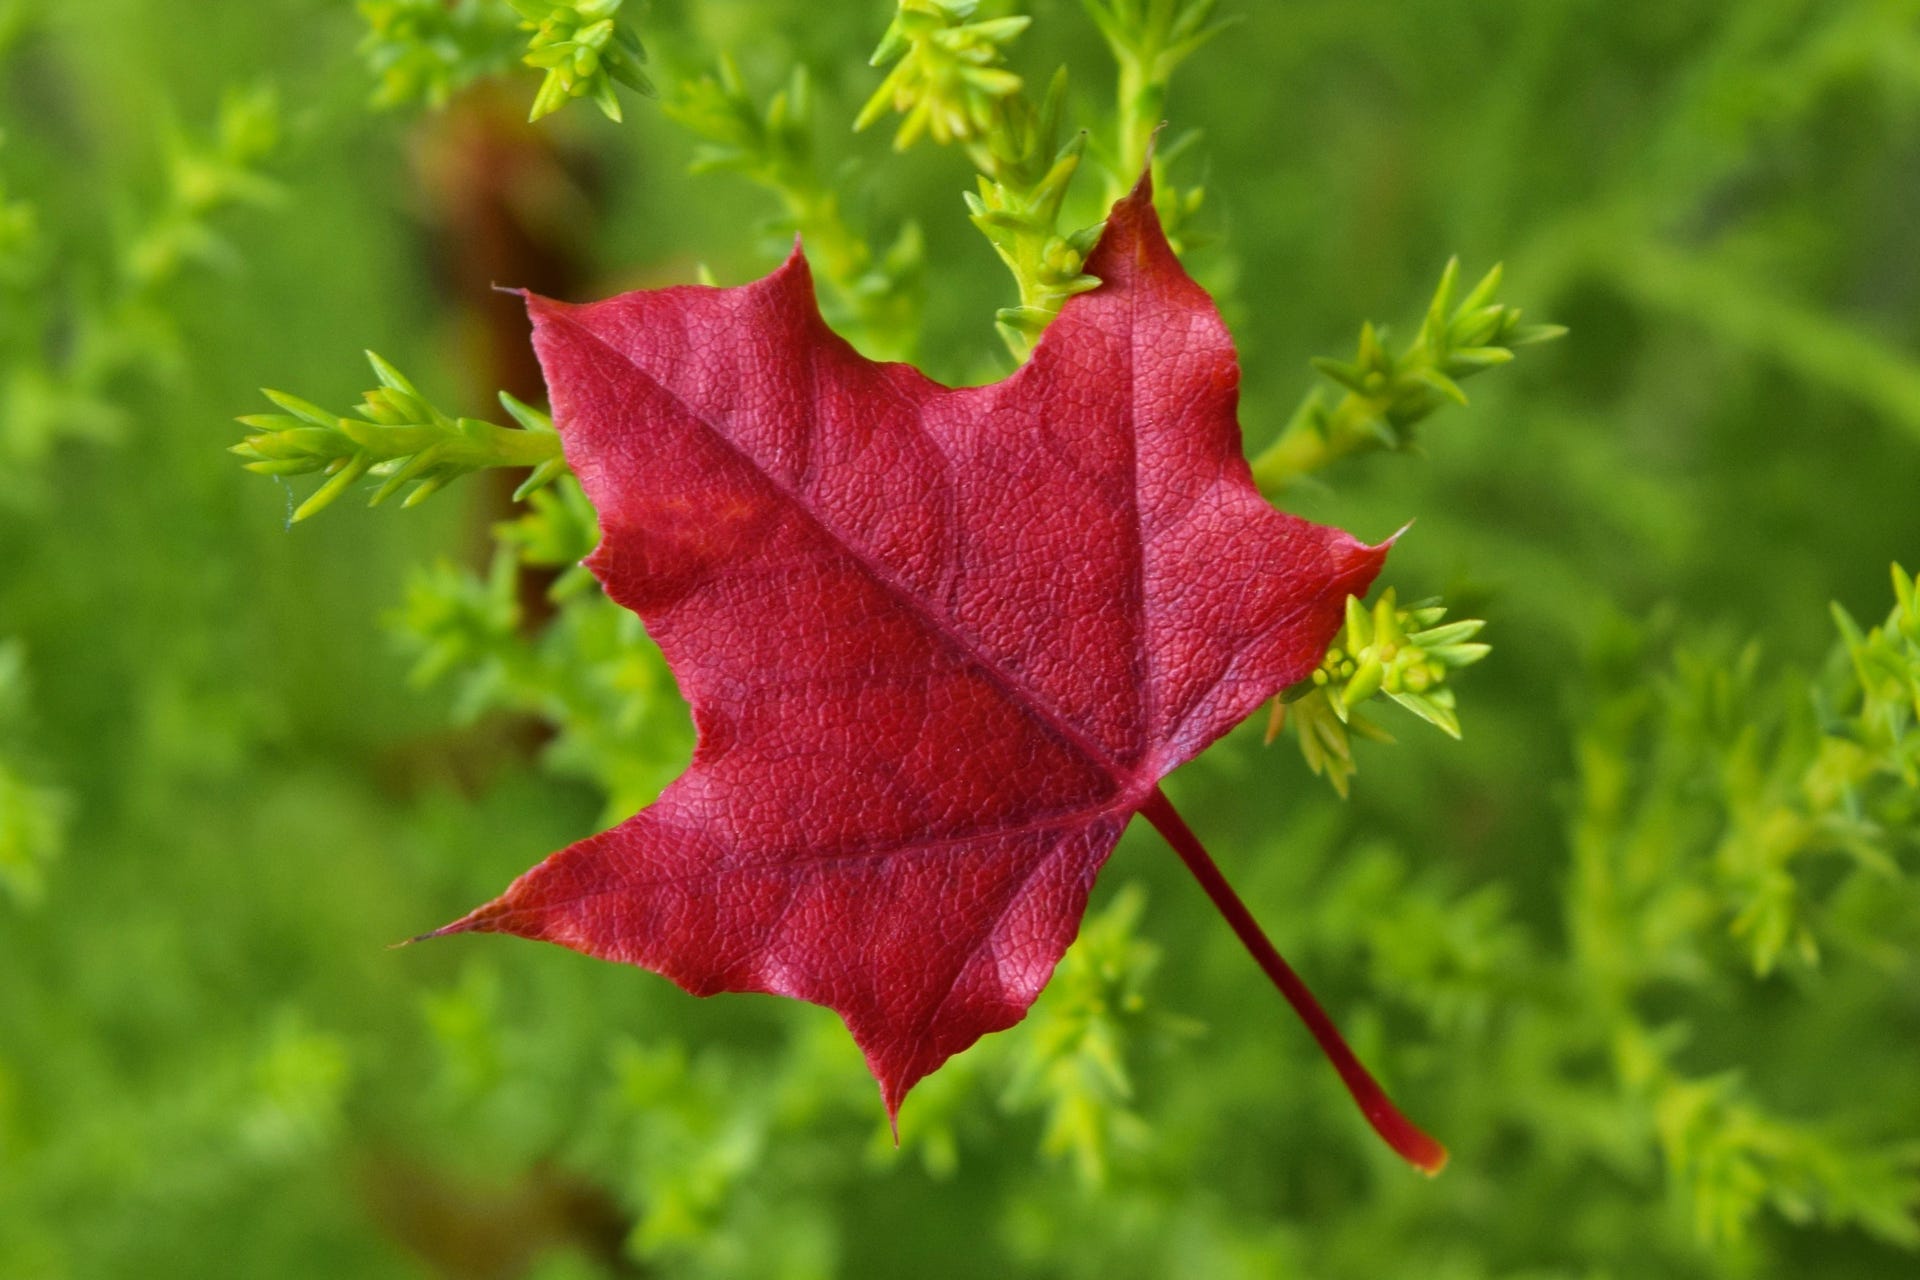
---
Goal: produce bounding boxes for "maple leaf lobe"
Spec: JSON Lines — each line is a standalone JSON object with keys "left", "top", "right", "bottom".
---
{"left": 437, "top": 177, "right": 1388, "bottom": 1120}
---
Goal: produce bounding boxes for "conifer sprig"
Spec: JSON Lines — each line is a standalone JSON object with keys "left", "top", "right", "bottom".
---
{"left": 1079, "top": 0, "right": 1232, "bottom": 183}
{"left": 858, "top": 1, "right": 1098, "bottom": 358}
{"left": 233, "top": 353, "right": 566, "bottom": 523}
{"left": 1568, "top": 566, "right": 1920, "bottom": 1245}
{"left": 957, "top": 70, "right": 1102, "bottom": 352}
{"left": 856, "top": 0, "right": 1032, "bottom": 152}
{"left": 5, "top": 91, "right": 282, "bottom": 505}
{"left": 1830, "top": 562, "right": 1920, "bottom": 782}
{"left": 997, "top": 885, "right": 1191, "bottom": 1185}
{"left": 1251, "top": 259, "right": 1566, "bottom": 491}
{"left": 1270, "top": 589, "right": 1490, "bottom": 797}
{"left": 512, "top": 0, "right": 650, "bottom": 122}
{"left": 357, "top": 1, "right": 518, "bottom": 111}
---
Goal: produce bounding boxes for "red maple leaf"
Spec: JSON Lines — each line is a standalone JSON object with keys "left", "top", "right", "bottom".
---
{"left": 432, "top": 178, "right": 1445, "bottom": 1172}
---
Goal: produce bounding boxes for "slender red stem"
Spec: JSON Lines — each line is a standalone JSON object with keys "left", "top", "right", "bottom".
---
{"left": 1140, "top": 785, "right": 1448, "bottom": 1175}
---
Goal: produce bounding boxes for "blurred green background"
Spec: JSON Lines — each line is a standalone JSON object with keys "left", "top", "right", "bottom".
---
{"left": 2, "top": 1, "right": 1918, "bottom": 1276}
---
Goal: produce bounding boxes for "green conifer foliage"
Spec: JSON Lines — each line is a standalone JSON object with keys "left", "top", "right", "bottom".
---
{"left": 1, "top": 2, "right": 1916, "bottom": 1276}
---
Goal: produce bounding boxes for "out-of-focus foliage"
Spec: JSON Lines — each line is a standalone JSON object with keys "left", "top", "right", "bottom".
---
{"left": 1565, "top": 568, "right": 1920, "bottom": 1252}
{"left": 3, "top": 1, "right": 1918, "bottom": 1278}
{"left": 0, "top": 639, "right": 67, "bottom": 904}
{"left": 1, "top": 81, "right": 280, "bottom": 504}
{"left": 359, "top": 0, "right": 522, "bottom": 111}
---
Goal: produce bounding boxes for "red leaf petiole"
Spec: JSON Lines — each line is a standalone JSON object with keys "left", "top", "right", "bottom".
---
{"left": 1140, "top": 786, "right": 1448, "bottom": 1175}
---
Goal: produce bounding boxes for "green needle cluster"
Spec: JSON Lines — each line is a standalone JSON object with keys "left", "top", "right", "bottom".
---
{"left": 859, "top": 3, "right": 1099, "bottom": 358}
{"left": 232, "top": 352, "right": 566, "bottom": 523}
{"left": 1274, "top": 589, "right": 1490, "bottom": 797}
{"left": 6, "top": 93, "right": 282, "bottom": 506}
{"left": 512, "top": 0, "right": 650, "bottom": 123}
{"left": 959, "top": 70, "right": 1102, "bottom": 353}
{"left": 857, "top": 0, "right": 1226, "bottom": 359}
{"left": 123, "top": 88, "right": 283, "bottom": 293}
{"left": 857, "top": 0, "right": 1031, "bottom": 151}
{"left": 1252, "top": 258, "right": 1566, "bottom": 491}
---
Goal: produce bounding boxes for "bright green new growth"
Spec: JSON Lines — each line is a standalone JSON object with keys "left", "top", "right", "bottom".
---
{"left": 1831, "top": 563, "right": 1920, "bottom": 788}
{"left": 233, "top": 353, "right": 566, "bottom": 523}
{"left": 858, "top": 1, "right": 1098, "bottom": 356}
{"left": 1250, "top": 258, "right": 1566, "bottom": 491}
{"left": 1273, "top": 590, "right": 1490, "bottom": 798}
{"left": 1708, "top": 562, "right": 1920, "bottom": 977}
{"left": 952, "top": 65, "right": 1102, "bottom": 355}
{"left": 857, "top": 1, "right": 1033, "bottom": 152}
{"left": 358, "top": 0, "right": 650, "bottom": 121}
{"left": 856, "top": 0, "right": 1225, "bottom": 358}
{"left": 1620, "top": 1027, "right": 1920, "bottom": 1249}
{"left": 512, "top": 0, "right": 650, "bottom": 122}
{"left": 996, "top": 883, "right": 1193, "bottom": 1185}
